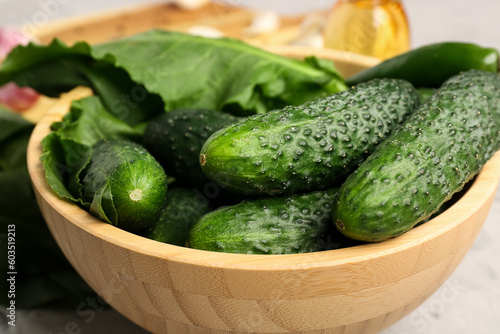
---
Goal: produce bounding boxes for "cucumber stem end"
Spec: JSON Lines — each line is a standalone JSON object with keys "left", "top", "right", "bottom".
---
{"left": 129, "top": 189, "right": 143, "bottom": 201}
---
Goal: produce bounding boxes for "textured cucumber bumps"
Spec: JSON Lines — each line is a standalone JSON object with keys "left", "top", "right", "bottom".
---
{"left": 200, "top": 79, "right": 419, "bottom": 195}
{"left": 142, "top": 187, "right": 212, "bottom": 246}
{"left": 143, "top": 109, "right": 239, "bottom": 186}
{"left": 188, "top": 188, "right": 339, "bottom": 254}
{"left": 335, "top": 70, "right": 500, "bottom": 242}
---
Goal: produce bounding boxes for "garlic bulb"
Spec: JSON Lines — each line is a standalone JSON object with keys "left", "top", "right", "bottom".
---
{"left": 174, "top": 0, "right": 211, "bottom": 10}
{"left": 290, "top": 12, "right": 326, "bottom": 49}
{"left": 243, "top": 11, "right": 281, "bottom": 37}
{"left": 186, "top": 25, "right": 225, "bottom": 39}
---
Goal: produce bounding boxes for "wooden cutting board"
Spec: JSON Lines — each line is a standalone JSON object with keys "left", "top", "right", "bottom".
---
{"left": 17, "top": 2, "right": 330, "bottom": 122}
{"left": 19, "top": 2, "right": 379, "bottom": 123}
{"left": 34, "top": 2, "right": 324, "bottom": 46}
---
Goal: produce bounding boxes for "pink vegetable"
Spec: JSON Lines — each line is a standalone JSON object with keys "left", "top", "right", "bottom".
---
{"left": 0, "top": 82, "right": 40, "bottom": 111}
{"left": 0, "top": 28, "right": 39, "bottom": 112}
{"left": 0, "top": 27, "right": 31, "bottom": 58}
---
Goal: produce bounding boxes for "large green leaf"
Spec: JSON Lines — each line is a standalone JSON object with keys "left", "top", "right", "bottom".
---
{"left": 90, "top": 30, "right": 347, "bottom": 114}
{"left": 0, "top": 39, "right": 162, "bottom": 125}
{"left": 0, "top": 105, "right": 33, "bottom": 145}
{"left": 40, "top": 95, "right": 145, "bottom": 203}
{"left": 0, "top": 30, "right": 347, "bottom": 118}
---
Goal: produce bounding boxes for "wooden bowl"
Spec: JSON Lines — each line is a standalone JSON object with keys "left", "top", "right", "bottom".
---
{"left": 27, "top": 46, "right": 500, "bottom": 334}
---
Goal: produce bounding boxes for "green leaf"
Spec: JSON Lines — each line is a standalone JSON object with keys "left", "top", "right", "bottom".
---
{"left": 89, "top": 182, "right": 117, "bottom": 225}
{"left": 0, "top": 39, "right": 91, "bottom": 80}
{"left": 40, "top": 96, "right": 146, "bottom": 204}
{"left": 305, "top": 56, "right": 350, "bottom": 93}
{"left": 1, "top": 40, "right": 163, "bottom": 125}
{"left": 0, "top": 105, "right": 33, "bottom": 145}
{"left": 56, "top": 95, "right": 144, "bottom": 145}
{"left": 40, "top": 132, "right": 83, "bottom": 202}
{"left": 70, "top": 59, "right": 163, "bottom": 125}
{"left": 304, "top": 56, "right": 344, "bottom": 78}
{"left": 0, "top": 129, "right": 33, "bottom": 173}
{"left": 1, "top": 30, "right": 347, "bottom": 119}
{"left": 91, "top": 30, "right": 347, "bottom": 115}
{"left": 0, "top": 107, "right": 34, "bottom": 174}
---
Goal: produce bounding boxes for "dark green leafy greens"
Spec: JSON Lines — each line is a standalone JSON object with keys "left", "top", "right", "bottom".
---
{"left": 90, "top": 31, "right": 347, "bottom": 114}
{"left": 0, "top": 30, "right": 347, "bottom": 116}
{"left": 0, "top": 106, "right": 32, "bottom": 144}
{"left": 0, "top": 40, "right": 162, "bottom": 125}
{"left": 41, "top": 96, "right": 144, "bottom": 203}
{"left": 0, "top": 106, "right": 94, "bottom": 308}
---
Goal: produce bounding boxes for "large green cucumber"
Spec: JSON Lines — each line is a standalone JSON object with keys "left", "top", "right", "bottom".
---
{"left": 142, "top": 187, "right": 212, "bottom": 246}
{"left": 82, "top": 139, "right": 168, "bottom": 232}
{"left": 200, "top": 79, "right": 419, "bottom": 195}
{"left": 143, "top": 109, "right": 239, "bottom": 186}
{"left": 188, "top": 188, "right": 339, "bottom": 254}
{"left": 335, "top": 70, "right": 500, "bottom": 242}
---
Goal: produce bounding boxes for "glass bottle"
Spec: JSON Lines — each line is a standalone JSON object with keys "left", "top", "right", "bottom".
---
{"left": 323, "top": 0, "right": 410, "bottom": 59}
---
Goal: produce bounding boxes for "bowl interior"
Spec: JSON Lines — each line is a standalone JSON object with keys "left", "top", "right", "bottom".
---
{"left": 26, "top": 46, "right": 500, "bottom": 271}
{"left": 25, "top": 45, "right": 500, "bottom": 334}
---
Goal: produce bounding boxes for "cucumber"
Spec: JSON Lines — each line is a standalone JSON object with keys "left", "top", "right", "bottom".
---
{"left": 335, "top": 70, "right": 500, "bottom": 242}
{"left": 200, "top": 78, "right": 419, "bottom": 195}
{"left": 188, "top": 188, "right": 339, "bottom": 254}
{"left": 143, "top": 109, "right": 239, "bottom": 186}
{"left": 142, "top": 187, "right": 212, "bottom": 246}
{"left": 82, "top": 139, "right": 168, "bottom": 232}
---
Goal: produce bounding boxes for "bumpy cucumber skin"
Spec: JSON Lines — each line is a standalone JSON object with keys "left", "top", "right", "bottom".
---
{"left": 142, "top": 187, "right": 212, "bottom": 246}
{"left": 82, "top": 139, "right": 168, "bottom": 231}
{"left": 188, "top": 188, "right": 338, "bottom": 254}
{"left": 200, "top": 79, "right": 419, "bottom": 195}
{"left": 143, "top": 109, "right": 239, "bottom": 186}
{"left": 335, "top": 70, "right": 500, "bottom": 242}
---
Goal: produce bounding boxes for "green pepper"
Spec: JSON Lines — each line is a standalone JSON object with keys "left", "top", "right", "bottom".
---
{"left": 346, "top": 42, "right": 499, "bottom": 87}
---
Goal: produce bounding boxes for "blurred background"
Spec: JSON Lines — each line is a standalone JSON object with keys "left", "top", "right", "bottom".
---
{"left": 0, "top": 0, "right": 500, "bottom": 51}
{"left": 0, "top": 0, "right": 499, "bottom": 333}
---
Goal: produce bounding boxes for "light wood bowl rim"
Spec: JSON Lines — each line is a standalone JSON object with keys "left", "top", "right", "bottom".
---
{"left": 27, "top": 45, "right": 500, "bottom": 271}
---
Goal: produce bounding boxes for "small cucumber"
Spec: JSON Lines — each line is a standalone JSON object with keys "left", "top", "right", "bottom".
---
{"left": 142, "top": 187, "right": 212, "bottom": 246}
{"left": 82, "top": 139, "right": 168, "bottom": 232}
{"left": 335, "top": 70, "right": 500, "bottom": 242}
{"left": 200, "top": 79, "right": 419, "bottom": 195}
{"left": 143, "top": 109, "right": 239, "bottom": 186}
{"left": 188, "top": 188, "right": 339, "bottom": 254}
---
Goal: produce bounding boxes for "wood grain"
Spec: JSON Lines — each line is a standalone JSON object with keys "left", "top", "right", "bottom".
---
{"left": 34, "top": 2, "right": 315, "bottom": 47}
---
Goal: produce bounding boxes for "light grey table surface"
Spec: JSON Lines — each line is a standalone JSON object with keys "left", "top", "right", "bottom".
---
{"left": 0, "top": 0, "right": 499, "bottom": 333}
